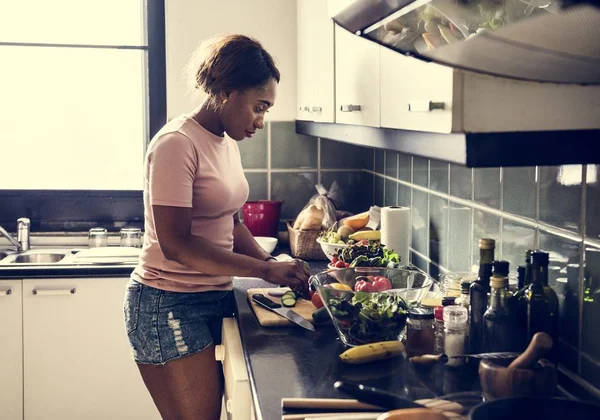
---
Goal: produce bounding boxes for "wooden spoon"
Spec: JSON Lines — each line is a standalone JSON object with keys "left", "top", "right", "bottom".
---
{"left": 508, "top": 332, "right": 553, "bottom": 370}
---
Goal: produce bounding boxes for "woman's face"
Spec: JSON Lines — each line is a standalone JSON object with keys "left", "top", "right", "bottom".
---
{"left": 221, "top": 78, "right": 277, "bottom": 141}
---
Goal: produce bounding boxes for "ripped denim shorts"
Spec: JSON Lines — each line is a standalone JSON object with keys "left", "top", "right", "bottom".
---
{"left": 123, "top": 279, "right": 235, "bottom": 365}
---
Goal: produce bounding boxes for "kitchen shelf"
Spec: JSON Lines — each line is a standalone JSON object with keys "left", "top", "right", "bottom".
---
{"left": 296, "top": 120, "right": 600, "bottom": 168}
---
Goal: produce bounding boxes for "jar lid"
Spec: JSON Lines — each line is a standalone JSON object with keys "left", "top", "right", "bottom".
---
{"left": 442, "top": 296, "right": 456, "bottom": 306}
{"left": 408, "top": 308, "right": 434, "bottom": 320}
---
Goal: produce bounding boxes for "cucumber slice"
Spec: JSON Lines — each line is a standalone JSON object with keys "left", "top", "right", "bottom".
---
{"left": 281, "top": 291, "right": 297, "bottom": 307}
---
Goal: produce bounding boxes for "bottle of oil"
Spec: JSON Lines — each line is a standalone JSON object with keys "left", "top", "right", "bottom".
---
{"left": 512, "top": 250, "right": 533, "bottom": 351}
{"left": 469, "top": 238, "right": 495, "bottom": 353}
{"left": 482, "top": 261, "right": 512, "bottom": 352}
{"left": 526, "top": 251, "right": 559, "bottom": 356}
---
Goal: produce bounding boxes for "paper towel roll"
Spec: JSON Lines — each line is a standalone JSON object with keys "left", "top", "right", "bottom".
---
{"left": 381, "top": 206, "right": 411, "bottom": 266}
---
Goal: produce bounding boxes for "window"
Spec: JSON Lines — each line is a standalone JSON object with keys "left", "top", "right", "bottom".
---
{"left": 0, "top": 0, "right": 165, "bottom": 190}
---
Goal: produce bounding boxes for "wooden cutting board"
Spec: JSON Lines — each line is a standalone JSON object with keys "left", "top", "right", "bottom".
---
{"left": 247, "top": 288, "right": 316, "bottom": 327}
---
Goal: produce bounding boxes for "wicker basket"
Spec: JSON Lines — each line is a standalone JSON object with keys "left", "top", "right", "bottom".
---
{"left": 286, "top": 222, "right": 328, "bottom": 260}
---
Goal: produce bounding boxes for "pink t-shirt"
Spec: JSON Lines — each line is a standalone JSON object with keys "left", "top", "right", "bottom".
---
{"left": 132, "top": 114, "right": 249, "bottom": 292}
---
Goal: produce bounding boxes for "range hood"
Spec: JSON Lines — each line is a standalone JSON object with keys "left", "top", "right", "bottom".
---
{"left": 333, "top": 0, "right": 600, "bottom": 84}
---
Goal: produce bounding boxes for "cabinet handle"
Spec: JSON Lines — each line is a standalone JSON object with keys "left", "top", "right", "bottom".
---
{"left": 0, "top": 289, "right": 12, "bottom": 296}
{"left": 32, "top": 288, "right": 76, "bottom": 296}
{"left": 408, "top": 101, "right": 445, "bottom": 112}
{"left": 340, "top": 104, "right": 361, "bottom": 112}
{"left": 312, "top": 106, "right": 322, "bottom": 112}
{"left": 214, "top": 344, "right": 225, "bottom": 362}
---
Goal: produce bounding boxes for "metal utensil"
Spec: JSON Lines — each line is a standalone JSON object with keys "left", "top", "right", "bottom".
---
{"left": 410, "top": 352, "right": 521, "bottom": 365}
{"left": 334, "top": 381, "right": 423, "bottom": 411}
{"left": 251, "top": 294, "right": 315, "bottom": 331}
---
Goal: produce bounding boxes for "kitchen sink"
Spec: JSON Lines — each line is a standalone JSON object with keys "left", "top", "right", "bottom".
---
{"left": 0, "top": 250, "right": 69, "bottom": 265}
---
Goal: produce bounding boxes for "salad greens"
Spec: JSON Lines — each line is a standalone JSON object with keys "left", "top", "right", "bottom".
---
{"left": 339, "top": 240, "right": 401, "bottom": 268}
{"left": 327, "top": 291, "right": 410, "bottom": 345}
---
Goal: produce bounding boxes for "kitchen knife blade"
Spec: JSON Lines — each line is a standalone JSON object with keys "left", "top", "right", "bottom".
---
{"left": 334, "top": 381, "right": 423, "bottom": 411}
{"left": 252, "top": 293, "right": 315, "bottom": 331}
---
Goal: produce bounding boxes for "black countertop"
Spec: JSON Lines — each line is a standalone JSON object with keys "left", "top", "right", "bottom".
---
{"left": 232, "top": 259, "right": 482, "bottom": 420}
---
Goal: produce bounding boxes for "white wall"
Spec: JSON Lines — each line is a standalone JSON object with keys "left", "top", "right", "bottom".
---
{"left": 165, "top": 0, "right": 297, "bottom": 121}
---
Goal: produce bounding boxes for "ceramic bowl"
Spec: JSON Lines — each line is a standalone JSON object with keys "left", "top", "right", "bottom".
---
{"left": 316, "top": 237, "right": 350, "bottom": 261}
{"left": 254, "top": 237, "right": 278, "bottom": 254}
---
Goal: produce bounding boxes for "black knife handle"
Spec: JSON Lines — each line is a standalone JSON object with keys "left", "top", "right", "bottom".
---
{"left": 252, "top": 293, "right": 281, "bottom": 309}
{"left": 334, "top": 380, "right": 422, "bottom": 410}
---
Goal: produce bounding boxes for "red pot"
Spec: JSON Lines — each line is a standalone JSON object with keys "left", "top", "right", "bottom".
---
{"left": 242, "top": 200, "right": 283, "bottom": 238}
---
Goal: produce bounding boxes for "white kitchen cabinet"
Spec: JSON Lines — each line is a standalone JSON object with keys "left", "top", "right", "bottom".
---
{"left": 335, "top": 24, "right": 380, "bottom": 127}
{"left": 216, "top": 317, "right": 255, "bottom": 420}
{"left": 381, "top": 46, "right": 600, "bottom": 134}
{"left": 22, "top": 278, "right": 159, "bottom": 420}
{"left": 0, "top": 281, "right": 23, "bottom": 420}
{"left": 296, "top": 0, "right": 335, "bottom": 123}
{"left": 380, "top": 47, "right": 455, "bottom": 133}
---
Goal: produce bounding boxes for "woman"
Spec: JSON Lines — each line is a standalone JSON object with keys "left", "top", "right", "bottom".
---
{"left": 124, "top": 34, "right": 310, "bottom": 420}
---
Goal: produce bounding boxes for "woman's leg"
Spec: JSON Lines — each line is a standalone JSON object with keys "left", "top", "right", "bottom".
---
{"left": 138, "top": 345, "right": 223, "bottom": 420}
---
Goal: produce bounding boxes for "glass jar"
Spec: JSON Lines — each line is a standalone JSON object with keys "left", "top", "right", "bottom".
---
{"left": 440, "top": 272, "right": 474, "bottom": 298}
{"left": 88, "top": 227, "right": 108, "bottom": 248}
{"left": 120, "top": 227, "right": 142, "bottom": 248}
{"left": 406, "top": 308, "right": 435, "bottom": 357}
{"left": 433, "top": 306, "right": 445, "bottom": 354}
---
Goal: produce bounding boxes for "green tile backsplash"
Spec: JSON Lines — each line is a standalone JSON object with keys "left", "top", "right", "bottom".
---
{"left": 238, "top": 122, "right": 374, "bottom": 222}
{"left": 364, "top": 148, "right": 600, "bottom": 399}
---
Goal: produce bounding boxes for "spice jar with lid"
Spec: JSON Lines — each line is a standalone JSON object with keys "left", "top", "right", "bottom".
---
{"left": 406, "top": 308, "right": 435, "bottom": 357}
{"left": 443, "top": 305, "right": 468, "bottom": 367}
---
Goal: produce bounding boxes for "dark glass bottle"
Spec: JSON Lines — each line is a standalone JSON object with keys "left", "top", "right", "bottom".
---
{"left": 483, "top": 261, "right": 512, "bottom": 353}
{"left": 526, "top": 251, "right": 559, "bottom": 354}
{"left": 469, "top": 238, "right": 495, "bottom": 353}
{"left": 512, "top": 251, "right": 534, "bottom": 351}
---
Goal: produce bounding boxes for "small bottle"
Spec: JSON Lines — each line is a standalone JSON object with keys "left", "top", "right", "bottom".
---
{"left": 406, "top": 308, "right": 435, "bottom": 357}
{"left": 526, "top": 251, "right": 559, "bottom": 353}
{"left": 483, "top": 260, "right": 513, "bottom": 353}
{"left": 433, "top": 306, "right": 445, "bottom": 354}
{"left": 469, "top": 238, "right": 495, "bottom": 353}
{"left": 454, "top": 279, "right": 471, "bottom": 311}
{"left": 512, "top": 252, "right": 533, "bottom": 351}
{"left": 443, "top": 305, "right": 468, "bottom": 367}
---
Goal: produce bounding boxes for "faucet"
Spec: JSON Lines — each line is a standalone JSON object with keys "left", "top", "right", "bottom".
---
{"left": 0, "top": 218, "right": 30, "bottom": 252}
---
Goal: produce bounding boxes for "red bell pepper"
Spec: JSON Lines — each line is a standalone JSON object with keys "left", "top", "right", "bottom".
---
{"left": 354, "top": 279, "right": 373, "bottom": 292}
{"left": 371, "top": 276, "right": 392, "bottom": 292}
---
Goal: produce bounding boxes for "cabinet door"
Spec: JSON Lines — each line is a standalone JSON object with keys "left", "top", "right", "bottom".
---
{"left": 380, "top": 47, "right": 455, "bottom": 133}
{"left": 310, "top": 0, "right": 335, "bottom": 123}
{"left": 23, "top": 278, "right": 159, "bottom": 420}
{"left": 335, "top": 24, "right": 380, "bottom": 127}
{"left": 0, "top": 281, "right": 23, "bottom": 420}
{"left": 216, "top": 318, "right": 252, "bottom": 420}
{"left": 296, "top": 0, "right": 314, "bottom": 121}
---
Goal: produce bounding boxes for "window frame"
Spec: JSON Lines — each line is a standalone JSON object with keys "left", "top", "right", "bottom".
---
{"left": 0, "top": 0, "right": 166, "bottom": 232}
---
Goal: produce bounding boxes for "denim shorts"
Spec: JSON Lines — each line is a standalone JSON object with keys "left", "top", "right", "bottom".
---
{"left": 123, "top": 279, "right": 235, "bottom": 365}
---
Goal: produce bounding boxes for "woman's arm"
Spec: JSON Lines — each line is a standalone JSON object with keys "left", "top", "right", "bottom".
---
{"left": 232, "top": 211, "right": 274, "bottom": 261}
{"left": 153, "top": 205, "right": 309, "bottom": 295}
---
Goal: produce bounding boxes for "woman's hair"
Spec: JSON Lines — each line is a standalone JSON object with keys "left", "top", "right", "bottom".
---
{"left": 186, "top": 34, "right": 280, "bottom": 108}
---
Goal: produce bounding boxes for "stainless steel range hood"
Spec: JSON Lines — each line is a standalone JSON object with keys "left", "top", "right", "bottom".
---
{"left": 333, "top": 0, "right": 600, "bottom": 84}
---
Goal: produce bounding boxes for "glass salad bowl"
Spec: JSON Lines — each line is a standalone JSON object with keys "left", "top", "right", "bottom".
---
{"left": 309, "top": 267, "right": 434, "bottom": 347}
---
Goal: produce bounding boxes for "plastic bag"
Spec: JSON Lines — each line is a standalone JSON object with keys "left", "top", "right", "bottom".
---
{"left": 293, "top": 183, "right": 341, "bottom": 231}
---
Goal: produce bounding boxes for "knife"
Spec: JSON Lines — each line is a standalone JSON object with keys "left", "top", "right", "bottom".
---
{"left": 252, "top": 293, "right": 315, "bottom": 331}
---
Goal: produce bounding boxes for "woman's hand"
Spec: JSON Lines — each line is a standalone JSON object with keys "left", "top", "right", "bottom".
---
{"left": 263, "top": 259, "right": 310, "bottom": 298}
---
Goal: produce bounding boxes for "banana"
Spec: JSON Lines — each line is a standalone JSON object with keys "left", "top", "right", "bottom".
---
{"left": 348, "top": 230, "right": 381, "bottom": 241}
{"left": 339, "top": 341, "right": 405, "bottom": 364}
